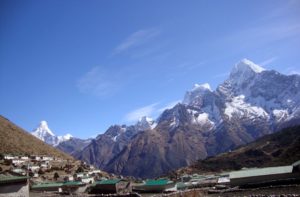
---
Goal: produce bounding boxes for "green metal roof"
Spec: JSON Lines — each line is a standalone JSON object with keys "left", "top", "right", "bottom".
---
{"left": 31, "top": 182, "right": 63, "bottom": 189}
{"left": 63, "top": 181, "right": 84, "bottom": 186}
{"left": 230, "top": 165, "right": 293, "bottom": 179}
{"left": 31, "top": 181, "right": 85, "bottom": 189}
{"left": 95, "top": 179, "right": 121, "bottom": 185}
{"left": 0, "top": 175, "right": 28, "bottom": 184}
{"left": 144, "top": 179, "right": 172, "bottom": 186}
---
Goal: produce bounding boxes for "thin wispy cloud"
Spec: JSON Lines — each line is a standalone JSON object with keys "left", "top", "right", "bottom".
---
{"left": 124, "top": 103, "right": 159, "bottom": 123}
{"left": 284, "top": 67, "right": 300, "bottom": 75}
{"left": 124, "top": 100, "right": 181, "bottom": 123}
{"left": 158, "top": 100, "right": 181, "bottom": 113}
{"left": 113, "top": 28, "right": 160, "bottom": 55}
{"left": 77, "top": 67, "right": 120, "bottom": 97}
{"left": 259, "top": 57, "right": 277, "bottom": 66}
{"left": 215, "top": 22, "right": 300, "bottom": 52}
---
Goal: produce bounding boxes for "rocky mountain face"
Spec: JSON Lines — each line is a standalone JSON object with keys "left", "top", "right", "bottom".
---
{"left": 173, "top": 125, "right": 300, "bottom": 176}
{"left": 75, "top": 59, "right": 300, "bottom": 178}
{"left": 56, "top": 137, "right": 91, "bottom": 155}
{"left": 31, "top": 121, "right": 72, "bottom": 146}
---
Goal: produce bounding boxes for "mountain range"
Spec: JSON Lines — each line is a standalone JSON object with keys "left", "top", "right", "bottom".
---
{"left": 37, "top": 59, "right": 300, "bottom": 178}
{"left": 31, "top": 120, "right": 73, "bottom": 146}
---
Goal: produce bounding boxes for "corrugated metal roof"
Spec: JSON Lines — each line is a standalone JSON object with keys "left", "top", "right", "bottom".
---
{"left": 96, "top": 179, "right": 121, "bottom": 185}
{"left": 144, "top": 179, "right": 172, "bottom": 186}
{"left": 31, "top": 182, "right": 63, "bottom": 189}
{"left": 63, "top": 181, "right": 84, "bottom": 186}
{"left": 0, "top": 175, "right": 28, "bottom": 184}
{"left": 230, "top": 165, "right": 293, "bottom": 179}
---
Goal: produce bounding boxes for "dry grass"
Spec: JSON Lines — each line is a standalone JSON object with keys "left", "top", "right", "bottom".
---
{"left": 0, "top": 115, "right": 73, "bottom": 160}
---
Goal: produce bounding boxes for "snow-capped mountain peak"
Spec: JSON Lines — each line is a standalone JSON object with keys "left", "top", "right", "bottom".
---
{"left": 57, "top": 133, "right": 73, "bottom": 142}
{"left": 136, "top": 116, "right": 156, "bottom": 130}
{"left": 32, "top": 120, "right": 55, "bottom": 137}
{"left": 233, "top": 58, "right": 265, "bottom": 74}
{"left": 31, "top": 121, "right": 73, "bottom": 146}
{"left": 192, "top": 83, "right": 212, "bottom": 91}
{"left": 183, "top": 83, "right": 213, "bottom": 106}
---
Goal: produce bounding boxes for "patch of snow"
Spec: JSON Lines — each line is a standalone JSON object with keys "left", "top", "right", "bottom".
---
{"left": 192, "top": 83, "right": 212, "bottom": 91}
{"left": 112, "top": 133, "right": 121, "bottom": 142}
{"left": 225, "top": 95, "right": 269, "bottom": 120}
{"left": 273, "top": 109, "right": 289, "bottom": 122}
{"left": 237, "top": 59, "right": 266, "bottom": 73}
{"left": 170, "top": 117, "right": 179, "bottom": 128}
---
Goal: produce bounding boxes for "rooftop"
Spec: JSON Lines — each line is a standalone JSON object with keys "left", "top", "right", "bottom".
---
{"left": 0, "top": 175, "right": 28, "bottom": 184}
{"left": 95, "top": 179, "right": 121, "bottom": 185}
{"left": 145, "top": 179, "right": 172, "bottom": 186}
{"left": 230, "top": 165, "right": 293, "bottom": 179}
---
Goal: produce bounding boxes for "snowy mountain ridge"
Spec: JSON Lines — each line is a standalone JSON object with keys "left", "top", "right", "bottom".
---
{"left": 31, "top": 121, "right": 72, "bottom": 146}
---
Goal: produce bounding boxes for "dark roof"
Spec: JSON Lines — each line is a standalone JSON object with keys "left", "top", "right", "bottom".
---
{"left": 0, "top": 175, "right": 28, "bottom": 184}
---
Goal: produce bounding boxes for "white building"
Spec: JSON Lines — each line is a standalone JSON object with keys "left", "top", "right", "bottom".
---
{"left": 80, "top": 176, "right": 94, "bottom": 184}
{"left": 42, "top": 156, "right": 53, "bottom": 161}
{"left": 20, "top": 156, "right": 29, "bottom": 160}
{"left": 12, "top": 159, "right": 25, "bottom": 165}
{"left": 29, "top": 166, "right": 40, "bottom": 172}
{"left": 4, "top": 155, "right": 16, "bottom": 160}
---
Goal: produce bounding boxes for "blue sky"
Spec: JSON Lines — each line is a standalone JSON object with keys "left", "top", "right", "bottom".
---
{"left": 1, "top": 0, "right": 300, "bottom": 138}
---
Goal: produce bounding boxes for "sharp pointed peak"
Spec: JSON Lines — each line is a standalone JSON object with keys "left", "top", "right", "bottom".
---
{"left": 234, "top": 58, "right": 266, "bottom": 74}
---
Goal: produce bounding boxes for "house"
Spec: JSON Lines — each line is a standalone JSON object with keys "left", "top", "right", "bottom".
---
{"left": 12, "top": 159, "right": 25, "bottom": 165}
{"left": 80, "top": 176, "right": 94, "bottom": 184}
{"left": 12, "top": 168, "right": 26, "bottom": 176}
{"left": 229, "top": 162, "right": 300, "bottom": 187}
{"left": 64, "top": 175, "right": 74, "bottom": 181}
{"left": 31, "top": 182, "right": 63, "bottom": 192}
{"left": 20, "top": 156, "right": 29, "bottom": 160}
{"left": 4, "top": 155, "right": 16, "bottom": 160}
{"left": 62, "top": 181, "right": 87, "bottom": 194}
{"left": 89, "top": 179, "right": 131, "bottom": 194}
{"left": 88, "top": 169, "right": 102, "bottom": 176}
{"left": 0, "top": 175, "right": 29, "bottom": 197}
{"left": 29, "top": 165, "right": 40, "bottom": 172}
{"left": 133, "top": 179, "right": 176, "bottom": 193}
{"left": 41, "top": 156, "right": 53, "bottom": 161}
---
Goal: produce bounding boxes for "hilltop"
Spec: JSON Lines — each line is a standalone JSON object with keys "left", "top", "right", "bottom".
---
{"left": 0, "top": 115, "right": 73, "bottom": 160}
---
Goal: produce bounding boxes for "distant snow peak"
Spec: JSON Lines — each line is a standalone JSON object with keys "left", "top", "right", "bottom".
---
{"left": 136, "top": 116, "right": 156, "bottom": 130}
{"left": 31, "top": 120, "right": 72, "bottom": 146}
{"left": 37, "top": 120, "right": 54, "bottom": 136}
{"left": 192, "top": 83, "right": 212, "bottom": 91}
{"left": 183, "top": 83, "right": 213, "bottom": 106}
{"left": 234, "top": 58, "right": 265, "bottom": 74}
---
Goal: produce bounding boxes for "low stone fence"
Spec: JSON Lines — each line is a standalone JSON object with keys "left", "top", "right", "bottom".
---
{"left": 152, "top": 189, "right": 206, "bottom": 197}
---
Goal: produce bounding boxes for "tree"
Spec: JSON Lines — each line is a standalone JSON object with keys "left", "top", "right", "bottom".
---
{"left": 38, "top": 168, "right": 45, "bottom": 175}
{"left": 76, "top": 166, "right": 84, "bottom": 173}
{"left": 54, "top": 172, "right": 59, "bottom": 180}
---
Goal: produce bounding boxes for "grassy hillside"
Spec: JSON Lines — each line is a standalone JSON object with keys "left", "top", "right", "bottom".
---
{"left": 174, "top": 125, "right": 300, "bottom": 175}
{"left": 0, "top": 115, "right": 73, "bottom": 160}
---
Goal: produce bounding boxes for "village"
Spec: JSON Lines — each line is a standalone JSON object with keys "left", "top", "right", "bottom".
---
{"left": 0, "top": 154, "right": 300, "bottom": 197}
